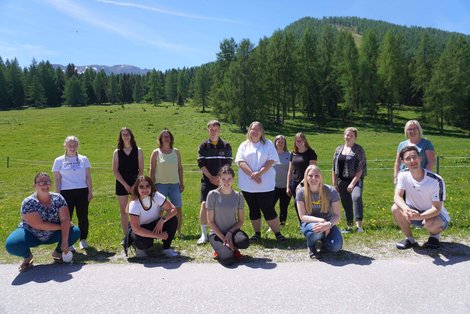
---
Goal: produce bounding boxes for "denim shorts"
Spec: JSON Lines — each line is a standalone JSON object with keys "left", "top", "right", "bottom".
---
{"left": 410, "top": 212, "right": 450, "bottom": 230}
{"left": 156, "top": 183, "right": 182, "bottom": 208}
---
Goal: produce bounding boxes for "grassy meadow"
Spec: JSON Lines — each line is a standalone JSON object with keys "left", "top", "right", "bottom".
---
{"left": 1, "top": 103, "right": 469, "bottom": 263}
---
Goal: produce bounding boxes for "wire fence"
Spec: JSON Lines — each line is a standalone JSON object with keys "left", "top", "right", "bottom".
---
{"left": 3, "top": 156, "right": 470, "bottom": 174}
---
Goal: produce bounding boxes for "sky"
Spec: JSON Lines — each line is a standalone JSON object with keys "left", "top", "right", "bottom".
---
{"left": 1, "top": 0, "right": 469, "bottom": 71}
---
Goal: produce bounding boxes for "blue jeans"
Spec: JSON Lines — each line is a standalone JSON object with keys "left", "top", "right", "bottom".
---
{"left": 301, "top": 222, "right": 342, "bottom": 252}
{"left": 156, "top": 183, "right": 182, "bottom": 208}
{"left": 5, "top": 226, "right": 81, "bottom": 258}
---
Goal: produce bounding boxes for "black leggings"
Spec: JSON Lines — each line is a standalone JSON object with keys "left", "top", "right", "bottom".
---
{"left": 273, "top": 187, "right": 292, "bottom": 223}
{"left": 61, "top": 188, "right": 89, "bottom": 240}
{"left": 130, "top": 216, "right": 177, "bottom": 250}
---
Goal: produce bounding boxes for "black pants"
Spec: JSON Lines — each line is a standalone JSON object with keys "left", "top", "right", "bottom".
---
{"left": 130, "top": 216, "right": 177, "bottom": 250}
{"left": 273, "top": 187, "right": 291, "bottom": 223}
{"left": 61, "top": 188, "right": 89, "bottom": 240}
{"left": 290, "top": 180, "right": 302, "bottom": 224}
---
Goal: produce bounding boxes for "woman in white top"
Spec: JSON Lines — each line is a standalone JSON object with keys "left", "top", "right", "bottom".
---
{"left": 235, "top": 121, "right": 286, "bottom": 243}
{"left": 52, "top": 136, "right": 92, "bottom": 250}
{"left": 149, "top": 129, "right": 184, "bottom": 237}
{"left": 127, "top": 176, "right": 179, "bottom": 258}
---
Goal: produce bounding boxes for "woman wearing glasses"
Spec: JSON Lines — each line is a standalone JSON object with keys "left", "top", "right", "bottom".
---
{"left": 5, "top": 172, "right": 80, "bottom": 272}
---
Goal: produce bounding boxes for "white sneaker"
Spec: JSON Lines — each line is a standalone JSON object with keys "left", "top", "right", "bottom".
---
{"left": 355, "top": 227, "right": 364, "bottom": 233}
{"left": 162, "top": 248, "right": 179, "bottom": 257}
{"left": 79, "top": 239, "right": 89, "bottom": 249}
{"left": 135, "top": 248, "right": 147, "bottom": 257}
{"left": 196, "top": 234, "right": 208, "bottom": 245}
{"left": 68, "top": 245, "right": 76, "bottom": 252}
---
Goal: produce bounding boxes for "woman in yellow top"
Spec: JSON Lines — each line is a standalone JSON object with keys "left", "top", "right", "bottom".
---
{"left": 150, "top": 129, "right": 184, "bottom": 237}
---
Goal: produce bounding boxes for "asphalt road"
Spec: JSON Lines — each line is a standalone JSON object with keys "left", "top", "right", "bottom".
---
{"left": 1, "top": 255, "right": 469, "bottom": 314}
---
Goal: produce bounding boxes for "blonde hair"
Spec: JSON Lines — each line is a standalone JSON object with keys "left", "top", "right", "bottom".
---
{"left": 404, "top": 120, "right": 423, "bottom": 138}
{"left": 302, "top": 165, "right": 330, "bottom": 214}
{"left": 246, "top": 121, "right": 266, "bottom": 144}
{"left": 344, "top": 127, "right": 358, "bottom": 138}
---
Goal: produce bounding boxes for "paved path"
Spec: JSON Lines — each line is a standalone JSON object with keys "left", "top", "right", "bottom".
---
{"left": 1, "top": 255, "right": 469, "bottom": 314}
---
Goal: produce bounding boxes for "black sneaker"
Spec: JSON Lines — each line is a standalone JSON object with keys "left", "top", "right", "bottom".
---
{"left": 276, "top": 234, "right": 287, "bottom": 242}
{"left": 250, "top": 234, "right": 261, "bottom": 242}
{"left": 396, "top": 238, "right": 417, "bottom": 250}
{"left": 422, "top": 237, "right": 440, "bottom": 249}
{"left": 309, "top": 248, "right": 322, "bottom": 260}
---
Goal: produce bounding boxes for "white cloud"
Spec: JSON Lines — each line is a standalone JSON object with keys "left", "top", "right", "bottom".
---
{"left": 44, "top": 0, "right": 185, "bottom": 50}
{"left": 96, "top": 0, "right": 240, "bottom": 24}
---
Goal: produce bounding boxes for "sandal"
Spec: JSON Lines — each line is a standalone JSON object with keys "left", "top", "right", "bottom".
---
{"left": 52, "top": 250, "right": 63, "bottom": 262}
{"left": 18, "top": 255, "right": 34, "bottom": 272}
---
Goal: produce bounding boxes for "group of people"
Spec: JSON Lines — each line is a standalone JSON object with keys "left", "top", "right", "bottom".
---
{"left": 5, "top": 119, "right": 450, "bottom": 270}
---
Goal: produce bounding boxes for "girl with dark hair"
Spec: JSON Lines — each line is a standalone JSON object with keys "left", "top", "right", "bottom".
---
{"left": 113, "top": 127, "right": 144, "bottom": 237}
{"left": 127, "top": 176, "right": 179, "bottom": 257}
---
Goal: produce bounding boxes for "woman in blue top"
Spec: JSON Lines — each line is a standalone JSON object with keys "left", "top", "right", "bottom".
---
{"left": 5, "top": 172, "right": 80, "bottom": 272}
{"left": 394, "top": 120, "right": 435, "bottom": 184}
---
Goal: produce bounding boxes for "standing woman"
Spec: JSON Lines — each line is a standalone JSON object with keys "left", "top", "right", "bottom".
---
{"left": 273, "top": 135, "right": 291, "bottom": 226}
{"left": 113, "top": 127, "right": 144, "bottom": 238}
{"left": 394, "top": 120, "right": 435, "bottom": 183}
{"left": 286, "top": 132, "right": 317, "bottom": 223}
{"left": 207, "top": 165, "right": 249, "bottom": 265}
{"left": 235, "top": 121, "right": 286, "bottom": 242}
{"left": 297, "top": 165, "right": 342, "bottom": 259}
{"left": 150, "top": 129, "right": 184, "bottom": 237}
{"left": 52, "top": 135, "right": 92, "bottom": 250}
{"left": 127, "top": 176, "right": 179, "bottom": 257}
{"left": 332, "top": 127, "right": 367, "bottom": 232}
{"left": 5, "top": 172, "right": 80, "bottom": 272}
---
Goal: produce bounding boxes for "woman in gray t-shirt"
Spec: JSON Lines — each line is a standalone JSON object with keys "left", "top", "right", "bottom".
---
{"left": 206, "top": 165, "right": 249, "bottom": 265}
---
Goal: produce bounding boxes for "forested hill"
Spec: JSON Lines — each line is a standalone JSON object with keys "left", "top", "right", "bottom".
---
{"left": 285, "top": 16, "right": 469, "bottom": 56}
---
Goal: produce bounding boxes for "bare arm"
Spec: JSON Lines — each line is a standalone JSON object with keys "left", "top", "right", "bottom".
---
{"left": 393, "top": 152, "right": 401, "bottom": 184}
{"left": 137, "top": 148, "right": 144, "bottom": 176}
{"left": 176, "top": 149, "right": 184, "bottom": 192}
{"left": 86, "top": 167, "right": 93, "bottom": 201}
{"left": 425, "top": 149, "right": 435, "bottom": 171}
{"left": 53, "top": 171, "right": 61, "bottom": 193}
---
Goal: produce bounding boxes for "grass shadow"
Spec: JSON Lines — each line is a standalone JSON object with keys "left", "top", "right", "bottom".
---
{"left": 73, "top": 247, "right": 116, "bottom": 263}
{"left": 11, "top": 263, "right": 84, "bottom": 286}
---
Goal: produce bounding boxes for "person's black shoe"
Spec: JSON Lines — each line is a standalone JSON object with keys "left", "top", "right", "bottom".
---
{"left": 396, "top": 238, "right": 417, "bottom": 250}
{"left": 276, "top": 233, "right": 287, "bottom": 242}
{"left": 422, "top": 237, "right": 440, "bottom": 249}
{"left": 250, "top": 234, "right": 261, "bottom": 243}
{"left": 309, "top": 248, "right": 322, "bottom": 260}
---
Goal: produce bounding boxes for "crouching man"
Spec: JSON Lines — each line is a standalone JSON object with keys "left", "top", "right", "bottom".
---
{"left": 391, "top": 146, "right": 450, "bottom": 250}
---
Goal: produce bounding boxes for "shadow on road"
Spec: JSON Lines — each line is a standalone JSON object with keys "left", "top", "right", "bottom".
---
{"left": 127, "top": 254, "right": 193, "bottom": 269}
{"left": 11, "top": 263, "right": 84, "bottom": 286}
{"left": 319, "top": 249, "right": 375, "bottom": 266}
{"left": 215, "top": 256, "right": 277, "bottom": 269}
{"left": 412, "top": 241, "right": 470, "bottom": 266}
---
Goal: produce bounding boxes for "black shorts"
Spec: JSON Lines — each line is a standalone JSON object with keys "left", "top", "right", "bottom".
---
{"left": 200, "top": 180, "right": 218, "bottom": 203}
{"left": 115, "top": 175, "right": 137, "bottom": 196}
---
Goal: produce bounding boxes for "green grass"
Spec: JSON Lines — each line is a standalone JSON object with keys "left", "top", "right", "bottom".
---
{"left": 1, "top": 103, "right": 469, "bottom": 263}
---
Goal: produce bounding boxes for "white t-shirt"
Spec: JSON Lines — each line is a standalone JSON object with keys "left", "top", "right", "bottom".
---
{"left": 235, "top": 139, "right": 279, "bottom": 192}
{"left": 128, "top": 192, "right": 167, "bottom": 225}
{"left": 396, "top": 169, "right": 450, "bottom": 222}
{"left": 52, "top": 154, "right": 91, "bottom": 190}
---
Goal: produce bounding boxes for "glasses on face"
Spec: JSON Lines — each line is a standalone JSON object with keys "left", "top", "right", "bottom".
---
{"left": 138, "top": 184, "right": 151, "bottom": 189}
{"left": 36, "top": 180, "right": 51, "bottom": 186}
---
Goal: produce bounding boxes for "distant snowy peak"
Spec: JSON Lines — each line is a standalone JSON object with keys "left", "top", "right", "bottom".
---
{"left": 53, "top": 64, "right": 151, "bottom": 75}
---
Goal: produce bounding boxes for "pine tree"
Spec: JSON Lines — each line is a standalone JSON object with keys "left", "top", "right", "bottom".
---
{"left": 63, "top": 76, "right": 87, "bottom": 106}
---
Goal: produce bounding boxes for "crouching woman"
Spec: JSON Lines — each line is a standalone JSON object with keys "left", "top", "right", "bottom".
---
{"left": 207, "top": 165, "right": 249, "bottom": 265}
{"left": 128, "top": 176, "right": 179, "bottom": 258}
{"left": 296, "top": 165, "right": 342, "bottom": 259}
